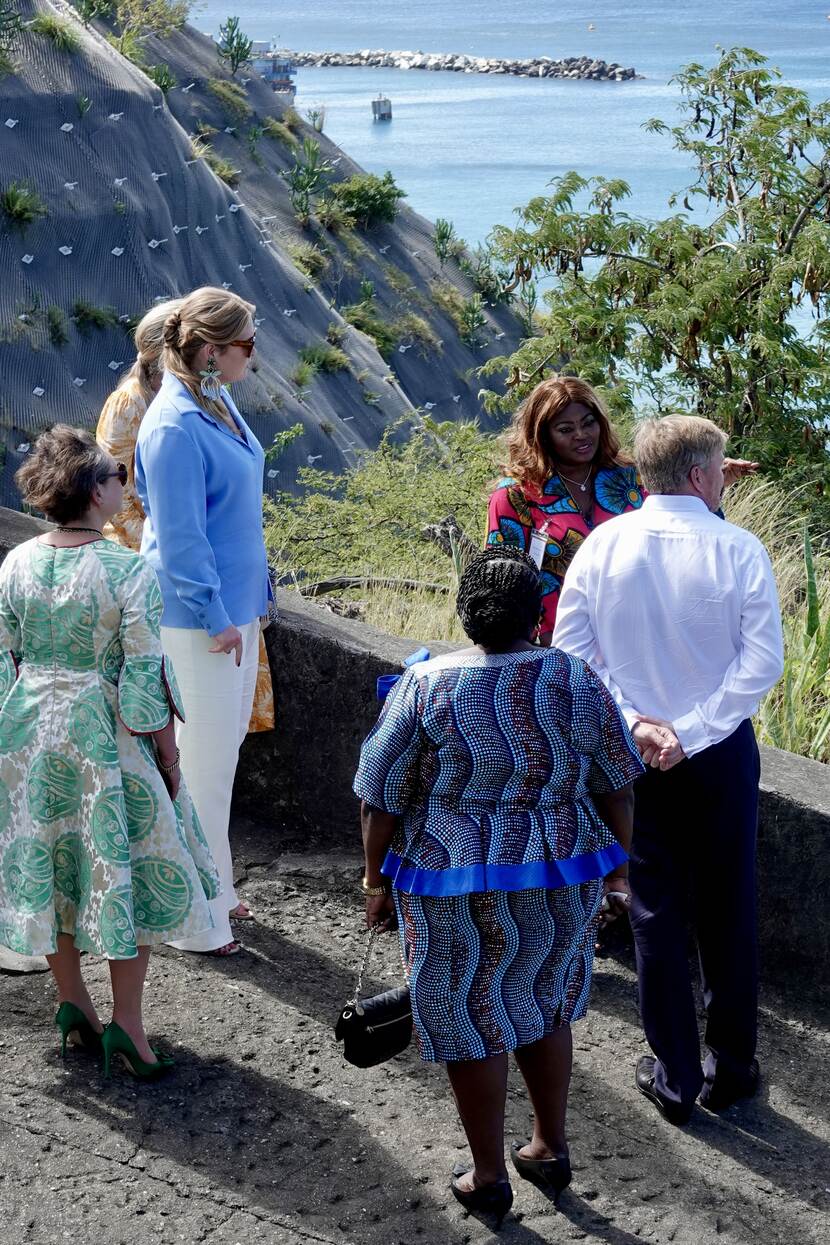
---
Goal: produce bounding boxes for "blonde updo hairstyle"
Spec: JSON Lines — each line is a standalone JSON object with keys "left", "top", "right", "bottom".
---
{"left": 121, "top": 298, "right": 183, "bottom": 405}
{"left": 500, "top": 376, "right": 630, "bottom": 492}
{"left": 162, "top": 286, "right": 256, "bottom": 422}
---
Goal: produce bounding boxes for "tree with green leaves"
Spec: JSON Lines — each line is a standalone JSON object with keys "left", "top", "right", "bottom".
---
{"left": 481, "top": 47, "right": 830, "bottom": 524}
{"left": 281, "top": 137, "right": 333, "bottom": 225}
{"left": 433, "top": 217, "right": 458, "bottom": 268}
{"left": 217, "top": 15, "right": 252, "bottom": 77}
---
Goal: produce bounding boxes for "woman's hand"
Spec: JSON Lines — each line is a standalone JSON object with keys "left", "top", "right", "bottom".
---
{"left": 209, "top": 624, "right": 243, "bottom": 667}
{"left": 600, "top": 874, "right": 631, "bottom": 926}
{"left": 365, "top": 892, "right": 395, "bottom": 931}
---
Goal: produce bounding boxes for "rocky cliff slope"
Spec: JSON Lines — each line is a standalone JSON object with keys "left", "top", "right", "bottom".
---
{"left": 0, "top": 1, "right": 523, "bottom": 506}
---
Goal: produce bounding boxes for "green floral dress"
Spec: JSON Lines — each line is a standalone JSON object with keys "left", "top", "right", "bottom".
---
{"left": 0, "top": 538, "right": 221, "bottom": 958}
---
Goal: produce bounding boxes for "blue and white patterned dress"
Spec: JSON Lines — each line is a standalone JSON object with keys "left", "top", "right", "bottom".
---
{"left": 354, "top": 647, "right": 644, "bottom": 1062}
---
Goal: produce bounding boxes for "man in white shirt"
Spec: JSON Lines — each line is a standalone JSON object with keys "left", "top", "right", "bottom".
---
{"left": 553, "top": 415, "right": 784, "bottom": 1126}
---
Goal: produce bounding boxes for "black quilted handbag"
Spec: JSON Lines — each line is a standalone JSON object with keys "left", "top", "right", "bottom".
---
{"left": 335, "top": 928, "right": 412, "bottom": 1068}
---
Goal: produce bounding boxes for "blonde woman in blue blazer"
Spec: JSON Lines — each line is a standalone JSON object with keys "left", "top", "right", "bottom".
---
{"left": 135, "top": 288, "right": 270, "bottom": 957}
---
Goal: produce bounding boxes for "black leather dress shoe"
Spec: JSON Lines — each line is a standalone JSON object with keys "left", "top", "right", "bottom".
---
{"left": 699, "top": 1058, "right": 760, "bottom": 1111}
{"left": 635, "top": 1056, "right": 694, "bottom": 1126}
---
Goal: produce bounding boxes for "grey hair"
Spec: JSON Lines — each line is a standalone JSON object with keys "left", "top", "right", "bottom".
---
{"left": 634, "top": 415, "right": 728, "bottom": 494}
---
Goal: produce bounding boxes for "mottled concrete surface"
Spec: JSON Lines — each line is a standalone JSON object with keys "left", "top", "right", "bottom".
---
{"left": 2, "top": 817, "right": 828, "bottom": 1245}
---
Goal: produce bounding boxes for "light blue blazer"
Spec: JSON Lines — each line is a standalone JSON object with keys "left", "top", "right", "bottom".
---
{"left": 135, "top": 371, "right": 270, "bottom": 635}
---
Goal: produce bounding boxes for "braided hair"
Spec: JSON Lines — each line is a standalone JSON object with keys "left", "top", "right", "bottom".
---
{"left": 456, "top": 546, "right": 542, "bottom": 650}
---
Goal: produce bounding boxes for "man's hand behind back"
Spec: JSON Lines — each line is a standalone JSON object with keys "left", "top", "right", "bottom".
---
{"left": 632, "top": 717, "right": 685, "bottom": 771}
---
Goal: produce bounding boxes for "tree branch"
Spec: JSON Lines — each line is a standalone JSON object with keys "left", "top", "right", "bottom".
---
{"left": 781, "top": 178, "right": 830, "bottom": 255}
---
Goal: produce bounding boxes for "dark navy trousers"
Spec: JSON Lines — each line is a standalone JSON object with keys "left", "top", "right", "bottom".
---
{"left": 629, "top": 719, "right": 760, "bottom": 1111}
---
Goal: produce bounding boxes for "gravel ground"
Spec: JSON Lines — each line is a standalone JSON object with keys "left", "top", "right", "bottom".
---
{"left": 1, "top": 816, "right": 828, "bottom": 1245}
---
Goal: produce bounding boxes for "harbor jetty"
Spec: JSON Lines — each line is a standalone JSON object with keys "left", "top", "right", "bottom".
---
{"left": 289, "top": 49, "right": 638, "bottom": 81}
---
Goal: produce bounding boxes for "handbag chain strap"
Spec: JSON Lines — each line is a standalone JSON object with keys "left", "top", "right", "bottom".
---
{"left": 347, "top": 926, "right": 379, "bottom": 1013}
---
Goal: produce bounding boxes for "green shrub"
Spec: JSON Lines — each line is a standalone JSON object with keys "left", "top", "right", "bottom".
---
{"left": 315, "top": 195, "right": 354, "bottom": 233}
{"left": 433, "top": 217, "right": 461, "bottom": 268}
{"left": 195, "top": 119, "right": 218, "bottom": 138}
{"left": 358, "top": 279, "right": 375, "bottom": 303}
{"left": 458, "top": 293, "right": 487, "bottom": 346}
{"left": 0, "top": 181, "right": 47, "bottom": 231}
{"left": 290, "top": 359, "right": 316, "bottom": 389}
{"left": 72, "top": 300, "right": 118, "bottom": 335}
{"left": 262, "top": 116, "right": 298, "bottom": 150}
{"left": 331, "top": 170, "right": 405, "bottom": 228}
{"left": 341, "top": 302, "right": 397, "bottom": 359}
{"left": 326, "top": 322, "right": 347, "bottom": 346}
{"left": 71, "top": 0, "right": 113, "bottom": 24}
{"left": 30, "top": 15, "right": 80, "bottom": 52}
{"left": 47, "top": 306, "right": 69, "bottom": 347}
{"left": 285, "top": 239, "right": 329, "bottom": 280}
{"left": 246, "top": 123, "right": 263, "bottom": 164}
{"left": 207, "top": 78, "right": 252, "bottom": 122}
{"left": 384, "top": 263, "right": 415, "bottom": 295}
{"left": 429, "top": 279, "right": 465, "bottom": 330}
{"left": 76, "top": 95, "right": 92, "bottom": 117}
{"left": 203, "top": 148, "right": 240, "bottom": 186}
{"left": 282, "top": 106, "right": 302, "bottom": 132}
{"left": 396, "top": 311, "right": 440, "bottom": 353}
{"left": 147, "top": 62, "right": 176, "bottom": 92}
{"left": 298, "top": 343, "right": 349, "bottom": 373}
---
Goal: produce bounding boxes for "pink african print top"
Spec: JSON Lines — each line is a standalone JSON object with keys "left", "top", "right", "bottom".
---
{"left": 486, "top": 464, "right": 646, "bottom": 637}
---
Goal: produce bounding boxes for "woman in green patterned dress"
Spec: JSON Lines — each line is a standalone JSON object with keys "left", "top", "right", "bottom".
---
{"left": 0, "top": 426, "right": 220, "bottom": 1079}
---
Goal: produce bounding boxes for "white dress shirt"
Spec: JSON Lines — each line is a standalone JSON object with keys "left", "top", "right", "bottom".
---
{"left": 552, "top": 494, "right": 784, "bottom": 757}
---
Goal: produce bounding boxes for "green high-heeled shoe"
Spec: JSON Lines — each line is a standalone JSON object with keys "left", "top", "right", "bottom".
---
{"left": 55, "top": 1002, "right": 104, "bottom": 1057}
{"left": 101, "top": 1021, "right": 175, "bottom": 1080}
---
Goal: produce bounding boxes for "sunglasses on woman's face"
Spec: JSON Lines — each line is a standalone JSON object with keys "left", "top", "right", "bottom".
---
{"left": 103, "top": 463, "right": 128, "bottom": 486}
{"left": 228, "top": 333, "right": 256, "bottom": 357}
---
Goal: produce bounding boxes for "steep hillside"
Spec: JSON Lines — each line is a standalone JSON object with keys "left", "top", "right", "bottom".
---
{"left": 0, "top": 1, "right": 523, "bottom": 507}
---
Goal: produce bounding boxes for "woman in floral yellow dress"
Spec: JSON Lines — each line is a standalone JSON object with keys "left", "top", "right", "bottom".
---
{"left": 0, "top": 426, "right": 220, "bottom": 1078}
{"left": 96, "top": 299, "right": 275, "bottom": 747}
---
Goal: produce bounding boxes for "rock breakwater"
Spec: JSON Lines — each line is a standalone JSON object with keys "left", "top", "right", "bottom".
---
{"left": 290, "top": 49, "right": 638, "bottom": 81}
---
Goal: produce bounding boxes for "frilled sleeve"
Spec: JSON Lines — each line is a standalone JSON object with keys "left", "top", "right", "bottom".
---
{"left": 117, "top": 558, "right": 185, "bottom": 734}
{"left": 353, "top": 669, "right": 423, "bottom": 814}
{"left": 0, "top": 559, "right": 21, "bottom": 701}
{"left": 574, "top": 662, "right": 645, "bottom": 795}
{"left": 485, "top": 480, "right": 532, "bottom": 552}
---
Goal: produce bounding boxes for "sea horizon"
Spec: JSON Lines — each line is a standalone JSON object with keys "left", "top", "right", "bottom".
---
{"left": 197, "top": 2, "right": 830, "bottom": 247}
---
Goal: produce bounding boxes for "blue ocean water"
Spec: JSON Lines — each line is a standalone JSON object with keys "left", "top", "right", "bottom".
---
{"left": 198, "top": 2, "right": 830, "bottom": 245}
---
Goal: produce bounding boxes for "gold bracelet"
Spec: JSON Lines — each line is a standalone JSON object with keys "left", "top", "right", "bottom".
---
{"left": 360, "top": 878, "right": 387, "bottom": 897}
{"left": 157, "top": 747, "right": 180, "bottom": 775}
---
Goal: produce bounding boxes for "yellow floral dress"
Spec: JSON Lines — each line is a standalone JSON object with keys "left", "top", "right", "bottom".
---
{"left": 97, "top": 382, "right": 275, "bottom": 732}
{"left": 0, "top": 538, "right": 220, "bottom": 958}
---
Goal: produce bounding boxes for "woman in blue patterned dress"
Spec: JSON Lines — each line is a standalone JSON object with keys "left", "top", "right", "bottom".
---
{"left": 354, "top": 547, "right": 643, "bottom": 1227}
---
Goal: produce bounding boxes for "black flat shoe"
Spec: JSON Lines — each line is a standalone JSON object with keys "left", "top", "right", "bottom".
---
{"left": 450, "top": 1164, "right": 513, "bottom": 1229}
{"left": 510, "top": 1141, "right": 572, "bottom": 1201}
{"left": 699, "top": 1058, "right": 760, "bottom": 1112}
{"left": 635, "top": 1056, "right": 694, "bottom": 1126}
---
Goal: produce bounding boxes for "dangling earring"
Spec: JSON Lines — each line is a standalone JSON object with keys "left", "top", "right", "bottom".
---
{"left": 199, "top": 353, "right": 223, "bottom": 401}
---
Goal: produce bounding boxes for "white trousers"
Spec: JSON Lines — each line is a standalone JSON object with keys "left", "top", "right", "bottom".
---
{"left": 161, "top": 620, "right": 260, "bottom": 952}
